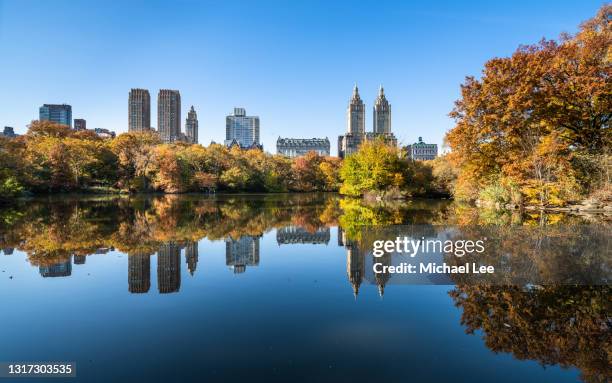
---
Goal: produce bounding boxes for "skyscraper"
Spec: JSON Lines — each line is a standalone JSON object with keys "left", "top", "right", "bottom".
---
{"left": 337, "top": 85, "right": 365, "bottom": 158}
{"left": 225, "top": 108, "right": 261, "bottom": 149}
{"left": 185, "top": 106, "right": 198, "bottom": 144}
{"left": 39, "top": 104, "right": 72, "bottom": 128}
{"left": 347, "top": 85, "right": 365, "bottom": 135}
{"left": 128, "top": 89, "right": 151, "bottom": 132}
{"left": 373, "top": 85, "right": 391, "bottom": 134}
{"left": 185, "top": 242, "right": 198, "bottom": 276}
{"left": 158, "top": 89, "right": 181, "bottom": 142}
{"left": 74, "top": 118, "right": 86, "bottom": 131}
{"left": 128, "top": 252, "right": 151, "bottom": 293}
{"left": 157, "top": 242, "right": 181, "bottom": 293}
{"left": 225, "top": 236, "right": 260, "bottom": 274}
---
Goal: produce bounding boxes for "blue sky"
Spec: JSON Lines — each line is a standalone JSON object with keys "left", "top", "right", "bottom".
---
{"left": 0, "top": 0, "right": 604, "bottom": 154}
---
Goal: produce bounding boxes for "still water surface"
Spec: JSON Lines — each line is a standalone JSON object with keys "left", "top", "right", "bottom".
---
{"left": 0, "top": 194, "right": 609, "bottom": 382}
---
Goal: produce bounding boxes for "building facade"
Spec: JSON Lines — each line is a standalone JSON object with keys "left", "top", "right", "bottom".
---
{"left": 373, "top": 86, "right": 391, "bottom": 134}
{"left": 157, "top": 242, "right": 181, "bottom": 294}
{"left": 128, "top": 89, "right": 151, "bottom": 132}
{"left": 276, "top": 226, "right": 331, "bottom": 245}
{"left": 338, "top": 85, "right": 397, "bottom": 158}
{"left": 39, "top": 259, "right": 72, "bottom": 278}
{"left": 93, "top": 128, "right": 116, "bottom": 139}
{"left": 276, "top": 137, "right": 330, "bottom": 158}
{"left": 1, "top": 127, "right": 17, "bottom": 138}
{"left": 158, "top": 89, "right": 181, "bottom": 143}
{"left": 225, "top": 236, "right": 260, "bottom": 274}
{"left": 225, "top": 108, "right": 260, "bottom": 149}
{"left": 128, "top": 252, "right": 151, "bottom": 294}
{"left": 39, "top": 104, "right": 72, "bottom": 128}
{"left": 405, "top": 137, "right": 438, "bottom": 160}
{"left": 74, "top": 119, "right": 86, "bottom": 131}
{"left": 185, "top": 106, "right": 198, "bottom": 144}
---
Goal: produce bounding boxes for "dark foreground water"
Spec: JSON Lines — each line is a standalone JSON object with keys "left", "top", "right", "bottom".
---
{"left": 0, "top": 194, "right": 609, "bottom": 382}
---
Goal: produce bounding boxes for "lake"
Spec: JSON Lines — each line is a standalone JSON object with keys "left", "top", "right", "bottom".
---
{"left": 0, "top": 194, "right": 609, "bottom": 382}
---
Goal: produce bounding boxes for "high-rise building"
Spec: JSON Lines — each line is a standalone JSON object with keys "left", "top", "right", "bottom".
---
{"left": 73, "top": 255, "right": 86, "bottom": 264}
{"left": 346, "top": 244, "right": 365, "bottom": 297}
{"left": 276, "top": 137, "right": 330, "bottom": 158}
{"left": 1, "top": 127, "right": 17, "bottom": 138}
{"left": 225, "top": 236, "right": 260, "bottom": 274}
{"left": 158, "top": 89, "right": 181, "bottom": 142}
{"left": 39, "top": 259, "right": 72, "bottom": 278}
{"left": 185, "top": 242, "right": 198, "bottom": 276}
{"left": 338, "top": 85, "right": 365, "bottom": 158}
{"left": 347, "top": 85, "right": 365, "bottom": 135}
{"left": 74, "top": 119, "right": 86, "bottom": 131}
{"left": 185, "top": 106, "right": 198, "bottom": 144}
{"left": 128, "top": 89, "right": 151, "bottom": 132}
{"left": 157, "top": 243, "right": 181, "bottom": 293}
{"left": 129, "top": 252, "right": 151, "bottom": 294}
{"left": 39, "top": 104, "right": 72, "bottom": 128}
{"left": 373, "top": 85, "right": 391, "bottom": 134}
{"left": 405, "top": 137, "right": 438, "bottom": 160}
{"left": 224, "top": 108, "right": 261, "bottom": 149}
{"left": 338, "top": 85, "right": 397, "bottom": 158}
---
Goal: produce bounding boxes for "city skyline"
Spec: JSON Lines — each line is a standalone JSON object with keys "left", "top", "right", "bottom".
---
{"left": 0, "top": 0, "right": 603, "bottom": 155}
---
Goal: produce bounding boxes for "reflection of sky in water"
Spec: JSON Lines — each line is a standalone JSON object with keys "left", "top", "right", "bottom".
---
{"left": 0, "top": 226, "right": 581, "bottom": 383}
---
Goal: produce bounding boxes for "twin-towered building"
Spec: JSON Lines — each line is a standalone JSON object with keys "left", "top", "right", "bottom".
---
{"left": 338, "top": 85, "right": 397, "bottom": 158}
{"left": 128, "top": 88, "right": 198, "bottom": 144}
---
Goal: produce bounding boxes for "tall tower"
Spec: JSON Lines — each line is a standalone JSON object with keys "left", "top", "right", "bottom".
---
{"left": 185, "top": 242, "right": 199, "bottom": 276}
{"left": 128, "top": 252, "right": 151, "bottom": 293}
{"left": 224, "top": 108, "right": 260, "bottom": 149}
{"left": 128, "top": 89, "right": 151, "bottom": 132}
{"left": 157, "top": 89, "right": 181, "bottom": 142}
{"left": 185, "top": 106, "right": 198, "bottom": 144}
{"left": 157, "top": 242, "right": 181, "bottom": 293}
{"left": 347, "top": 84, "right": 365, "bottom": 135}
{"left": 373, "top": 85, "right": 391, "bottom": 134}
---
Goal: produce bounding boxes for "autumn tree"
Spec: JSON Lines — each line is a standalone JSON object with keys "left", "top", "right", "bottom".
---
{"left": 339, "top": 139, "right": 409, "bottom": 198}
{"left": 110, "top": 131, "right": 161, "bottom": 191}
{"left": 447, "top": 5, "right": 611, "bottom": 205}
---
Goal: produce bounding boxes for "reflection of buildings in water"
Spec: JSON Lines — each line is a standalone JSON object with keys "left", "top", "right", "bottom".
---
{"left": 374, "top": 252, "right": 392, "bottom": 297}
{"left": 158, "top": 243, "right": 181, "bottom": 293}
{"left": 337, "top": 227, "right": 345, "bottom": 247}
{"left": 185, "top": 242, "right": 198, "bottom": 276}
{"left": 276, "top": 226, "right": 330, "bottom": 245}
{"left": 2, "top": 248, "right": 14, "bottom": 255}
{"left": 94, "top": 247, "right": 114, "bottom": 255}
{"left": 346, "top": 245, "right": 365, "bottom": 297}
{"left": 128, "top": 252, "right": 151, "bottom": 293}
{"left": 39, "top": 259, "right": 72, "bottom": 277}
{"left": 73, "top": 255, "right": 86, "bottom": 265}
{"left": 225, "top": 236, "right": 260, "bottom": 274}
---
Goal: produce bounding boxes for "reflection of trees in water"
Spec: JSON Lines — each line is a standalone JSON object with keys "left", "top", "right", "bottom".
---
{"left": 450, "top": 285, "right": 611, "bottom": 383}
{"left": 442, "top": 225, "right": 611, "bottom": 285}
{"left": 0, "top": 193, "right": 340, "bottom": 266}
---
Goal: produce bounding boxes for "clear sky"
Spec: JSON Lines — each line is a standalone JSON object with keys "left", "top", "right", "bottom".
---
{"left": 0, "top": 0, "right": 604, "bottom": 155}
